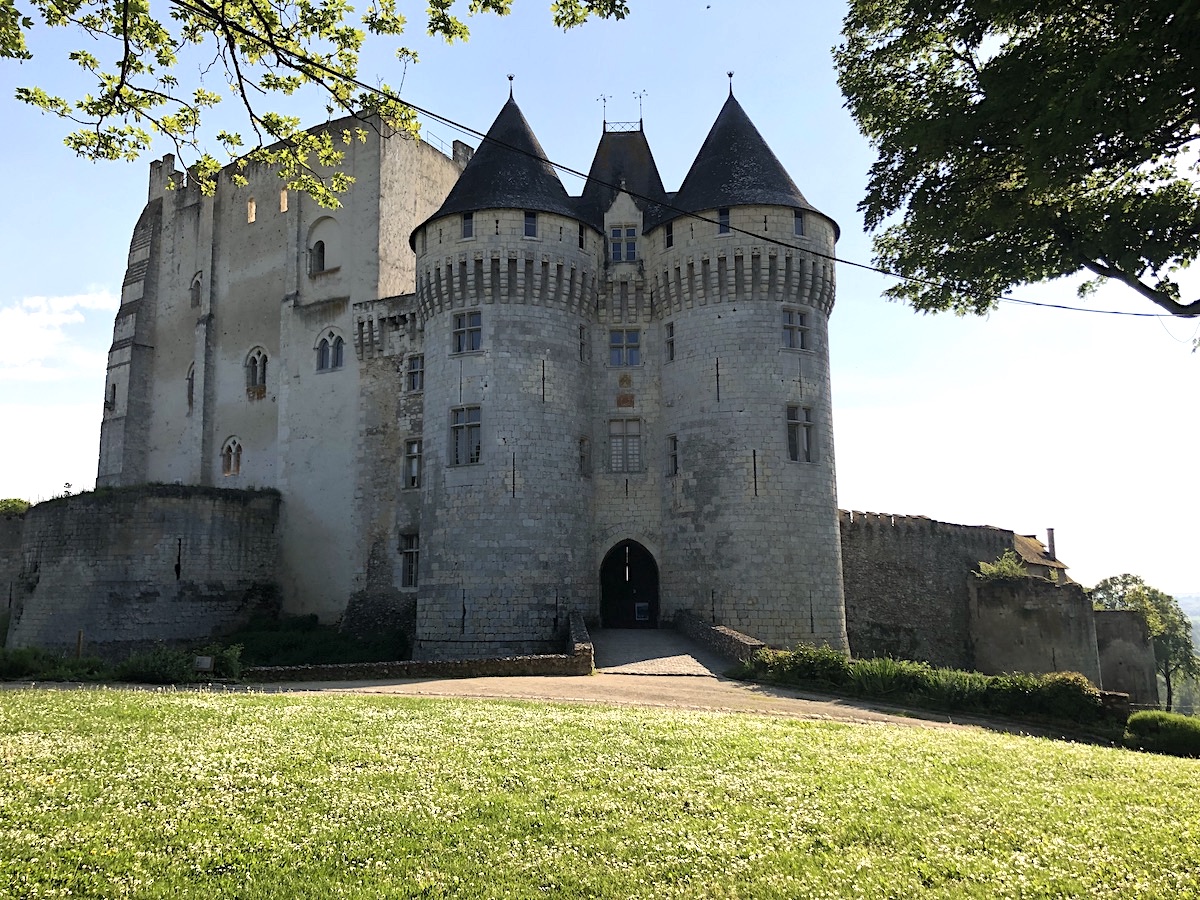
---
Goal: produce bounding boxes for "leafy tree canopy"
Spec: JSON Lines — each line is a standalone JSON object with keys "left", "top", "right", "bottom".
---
{"left": 3, "top": 0, "right": 628, "bottom": 205}
{"left": 0, "top": 498, "right": 31, "bottom": 515}
{"left": 836, "top": 1, "right": 1200, "bottom": 316}
{"left": 1092, "top": 573, "right": 1200, "bottom": 711}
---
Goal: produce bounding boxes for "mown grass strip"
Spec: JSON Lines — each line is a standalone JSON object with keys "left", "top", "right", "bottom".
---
{"left": 1, "top": 689, "right": 1197, "bottom": 898}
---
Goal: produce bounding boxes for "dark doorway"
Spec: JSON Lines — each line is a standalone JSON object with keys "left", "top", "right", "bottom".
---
{"left": 600, "top": 540, "right": 659, "bottom": 628}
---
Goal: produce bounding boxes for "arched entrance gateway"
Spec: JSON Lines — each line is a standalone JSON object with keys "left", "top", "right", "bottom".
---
{"left": 599, "top": 540, "right": 660, "bottom": 628}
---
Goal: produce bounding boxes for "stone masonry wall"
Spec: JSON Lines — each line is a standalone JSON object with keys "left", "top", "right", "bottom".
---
{"left": 1, "top": 515, "right": 24, "bottom": 641}
{"left": 840, "top": 511, "right": 1013, "bottom": 669}
{"left": 968, "top": 578, "right": 1102, "bottom": 685}
{"left": 1094, "top": 609, "right": 1159, "bottom": 705}
{"left": 8, "top": 486, "right": 280, "bottom": 659}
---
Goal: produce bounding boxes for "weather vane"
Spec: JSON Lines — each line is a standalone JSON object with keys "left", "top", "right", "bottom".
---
{"left": 727, "top": 71, "right": 734, "bottom": 94}
{"left": 633, "top": 90, "right": 648, "bottom": 122}
{"left": 598, "top": 93, "right": 611, "bottom": 125}
{"left": 507, "top": 73, "right": 514, "bottom": 98}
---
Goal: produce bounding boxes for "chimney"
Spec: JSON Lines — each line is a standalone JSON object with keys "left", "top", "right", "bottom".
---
{"left": 1046, "top": 528, "right": 1056, "bottom": 560}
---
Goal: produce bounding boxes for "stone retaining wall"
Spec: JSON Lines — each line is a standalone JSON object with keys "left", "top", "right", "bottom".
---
{"left": 674, "top": 610, "right": 766, "bottom": 663}
{"left": 245, "top": 609, "right": 593, "bottom": 681}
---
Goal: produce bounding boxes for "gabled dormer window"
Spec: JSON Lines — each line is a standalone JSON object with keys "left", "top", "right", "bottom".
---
{"left": 610, "top": 225, "right": 637, "bottom": 262}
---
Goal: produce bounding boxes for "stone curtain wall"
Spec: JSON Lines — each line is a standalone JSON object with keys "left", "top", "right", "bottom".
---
{"left": 840, "top": 511, "right": 1013, "bottom": 669}
{"left": 968, "top": 578, "right": 1102, "bottom": 685}
{"left": 9, "top": 486, "right": 280, "bottom": 658}
{"left": 1094, "top": 609, "right": 1159, "bottom": 705}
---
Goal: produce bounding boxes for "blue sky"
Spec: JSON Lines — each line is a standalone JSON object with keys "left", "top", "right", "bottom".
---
{"left": 1, "top": 1, "right": 1197, "bottom": 593}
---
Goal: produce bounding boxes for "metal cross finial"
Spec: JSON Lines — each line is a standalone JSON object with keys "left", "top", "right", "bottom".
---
{"left": 507, "top": 73, "right": 514, "bottom": 98}
{"left": 598, "top": 93, "right": 611, "bottom": 126}
{"left": 727, "top": 71, "right": 734, "bottom": 95}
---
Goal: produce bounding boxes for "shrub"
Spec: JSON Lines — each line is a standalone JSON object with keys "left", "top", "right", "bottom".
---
{"left": 114, "top": 646, "right": 197, "bottom": 684}
{"left": 975, "top": 549, "right": 1028, "bottom": 582}
{"left": 1124, "top": 711, "right": 1200, "bottom": 758}
{"left": 0, "top": 647, "right": 110, "bottom": 681}
{"left": 230, "top": 615, "right": 410, "bottom": 667}
{"left": 1030, "top": 671, "right": 1104, "bottom": 723}
{"left": 776, "top": 643, "right": 853, "bottom": 687}
{"left": 850, "top": 656, "right": 934, "bottom": 697}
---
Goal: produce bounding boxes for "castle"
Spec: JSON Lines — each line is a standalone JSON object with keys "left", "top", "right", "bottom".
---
{"left": 94, "top": 88, "right": 845, "bottom": 659}
{"left": 0, "top": 90, "right": 1158, "bottom": 704}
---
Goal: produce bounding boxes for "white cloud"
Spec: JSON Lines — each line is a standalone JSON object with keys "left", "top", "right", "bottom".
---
{"left": 0, "top": 290, "right": 118, "bottom": 383}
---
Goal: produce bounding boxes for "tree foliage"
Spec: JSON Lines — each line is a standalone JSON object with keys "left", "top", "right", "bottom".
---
{"left": 1092, "top": 574, "right": 1200, "bottom": 711}
{"left": 4, "top": 0, "right": 628, "bottom": 205}
{"left": 0, "top": 498, "right": 31, "bottom": 515}
{"left": 836, "top": 1, "right": 1200, "bottom": 316}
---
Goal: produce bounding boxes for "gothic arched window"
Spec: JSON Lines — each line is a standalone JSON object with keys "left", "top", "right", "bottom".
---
{"left": 245, "top": 348, "right": 268, "bottom": 399}
{"left": 221, "top": 437, "right": 242, "bottom": 476}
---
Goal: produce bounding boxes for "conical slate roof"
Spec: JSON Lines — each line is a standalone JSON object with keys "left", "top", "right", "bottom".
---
{"left": 576, "top": 127, "right": 670, "bottom": 232}
{"left": 645, "top": 93, "right": 829, "bottom": 233}
{"left": 410, "top": 96, "right": 578, "bottom": 248}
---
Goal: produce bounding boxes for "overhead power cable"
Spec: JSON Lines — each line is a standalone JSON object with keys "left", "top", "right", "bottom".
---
{"left": 166, "top": 0, "right": 1184, "bottom": 320}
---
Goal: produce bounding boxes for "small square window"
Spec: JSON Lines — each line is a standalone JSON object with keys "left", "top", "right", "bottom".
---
{"left": 609, "top": 329, "right": 640, "bottom": 366}
{"left": 609, "top": 418, "right": 642, "bottom": 472}
{"left": 405, "top": 439, "right": 423, "bottom": 488}
{"left": 794, "top": 209, "right": 805, "bottom": 236}
{"left": 667, "top": 434, "right": 679, "bottom": 476}
{"left": 664, "top": 322, "right": 675, "bottom": 362}
{"left": 400, "top": 533, "right": 419, "bottom": 587}
{"left": 462, "top": 212, "right": 474, "bottom": 239}
{"left": 406, "top": 354, "right": 425, "bottom": 391}
{"left": 787, "top": 405, "right": 815, "bottom": 463}
{"left": 524, "top": 211, "right": 538, "bottom": 238}
{"left": 451, "top": 406, "right": 482, "bottom": 465}
{"left": 782, "top": 308, "right": 809, "bottom": 350}
{"left": 453, "top": 312, "right": 482, "bottom": 353}
{"left": 718, "top": 208, "right": 730, "bottom": 234}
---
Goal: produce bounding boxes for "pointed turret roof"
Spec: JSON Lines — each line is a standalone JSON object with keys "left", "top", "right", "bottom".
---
{"left": 645, "top": 94, "right": 831, "bottom": 233}
{"left": 410, "top": 96, "right": 578, "bottom": 247}
{"left": 576, "top": 127, "right": 669, "bottom": 231}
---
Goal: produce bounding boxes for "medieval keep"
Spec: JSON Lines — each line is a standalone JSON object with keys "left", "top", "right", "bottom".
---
{"left": 0, "top": 90, "right": 1158, "bottom": 704}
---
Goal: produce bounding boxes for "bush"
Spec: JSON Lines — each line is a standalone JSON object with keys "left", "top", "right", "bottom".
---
{"left": 229, "top": 615, "right": 410, "bottom": 667}
{"left": 0, "top": 646, "right": 110, "bottom": 681}
{"left": 114, "top": 646, "right": 197, "bottom": 684}
{"left": 1124, "top": 711, "right": 1200, "bottom": 758}
{"left": 733, "top": 647, "right": 1107, "bottom": 727}
{"left": 975, "top": 549, "right": 1028, "bottom": 582}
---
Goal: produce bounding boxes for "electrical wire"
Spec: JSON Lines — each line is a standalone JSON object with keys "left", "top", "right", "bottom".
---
{"left": 166, "top": 0, "right": 1190, "bottom": 320}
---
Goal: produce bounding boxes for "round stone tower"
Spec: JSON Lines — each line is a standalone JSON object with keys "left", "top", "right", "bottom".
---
{"left": 410, "top": 96, "right": 602, "bottom": 658}
{"left": 642, "top": 93, "right": 848, "bottom": 649}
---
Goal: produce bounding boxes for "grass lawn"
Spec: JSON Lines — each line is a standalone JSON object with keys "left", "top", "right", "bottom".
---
{"left": 1, "top": 689, "right": 1198, "bottom": 898}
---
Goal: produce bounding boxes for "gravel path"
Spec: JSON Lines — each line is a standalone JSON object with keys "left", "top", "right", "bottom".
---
{"left": 246, "top": 629, "right": 977, "bottom": 732}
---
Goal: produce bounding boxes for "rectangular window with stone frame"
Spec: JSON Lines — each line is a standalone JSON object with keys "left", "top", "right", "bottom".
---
{"left": 451, "top": 406, "right": 482, "bottom": 465}
{"left": 610, "top": 225, "right": 637, "bottom": 261}
{"left": 782, "top": 308, "right": 809, "bottom": 351}
{"left": 664, "top": 322, "right": 675, "bottom": 362}
{"left": 787, "top": 405, "right": 815, "bottom": 463}
{"left": 609, "top": 329, "right": 640, "bottom": 366}
{"left": 406, "top": 354, "right": 425, "bottom": 392}
{"left": 405, "top": 439, "right": 422, "bottom": 488}
{"left": 609, "top": 418, "right": 642, "bottom": 472}
{"left": 400, "top": 533, "right": 419, "bottom": 587}
{"left": 462, "top": 212, "right": 474, "bottom": 239}
{"left": 524, "top": 211, "right": 538, "bottom": 238}
{"left": 667, "top": 434, "right": 679, "bottom": 476}
{"left": 453, "top": 312, "right": 482, "bottom": 354}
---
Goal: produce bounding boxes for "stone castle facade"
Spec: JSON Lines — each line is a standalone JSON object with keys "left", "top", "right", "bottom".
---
{"left": 92, "top": 91, "right": 847, "bottom": 659}
{"left": 0, "top": 91, "right": 1157, "bottom": 704}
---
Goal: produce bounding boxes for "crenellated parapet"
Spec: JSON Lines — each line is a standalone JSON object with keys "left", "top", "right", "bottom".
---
{"left": 415, "top": 246, "right": 599, "bottom": 322}
{"left": 840, "top": 509, "right": 1014, "bottom": 546}
{"left": 649, "top": 245, "right": 835, "bottom": 317}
